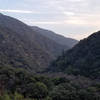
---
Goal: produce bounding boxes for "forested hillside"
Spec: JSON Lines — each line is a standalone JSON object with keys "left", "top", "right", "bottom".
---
{"left": 0, "top": 13, "right": 74, "bottom": 72}
{"left": 49, "top": 31, "right": 100, "bottom": 78}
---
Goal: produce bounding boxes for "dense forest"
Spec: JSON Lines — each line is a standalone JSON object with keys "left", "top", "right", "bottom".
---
{"left": 0, "top": 66, "right": 100, "bottom": 100}
{"left": 49, "top": 31, "right": 100, "bottom": 78}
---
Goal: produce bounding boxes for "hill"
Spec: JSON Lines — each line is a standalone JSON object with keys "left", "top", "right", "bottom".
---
{"left": 49, "top": 31, "right": 100, "bottom": 78}
{"left": 0, "top": 13, "right": 75, "bottom": 72}
{"left": 31, "top": 26, "right": 78, "bottom": 48}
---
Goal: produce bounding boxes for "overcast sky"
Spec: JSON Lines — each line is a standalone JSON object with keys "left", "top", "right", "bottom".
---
{"left": 0, "top": 0, "right": 100, "bottom": 40}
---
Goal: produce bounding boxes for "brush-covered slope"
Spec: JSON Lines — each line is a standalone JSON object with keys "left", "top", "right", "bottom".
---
{"left": 50, "top": 31, "right": 100, "bottom": 78}
{"left": 0, "top": 26, "right": 52, "bottom": 72}
{"left": 0, "top": 13, "right": 69, "bottom": 72}
{"left": 31, "top": 26, "right": 78, "bottom": 48}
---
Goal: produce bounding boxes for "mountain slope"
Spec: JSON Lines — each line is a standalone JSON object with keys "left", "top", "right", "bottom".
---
{"left": 0, "top": 13, "right": 67, "bottom": 57}
{"left": 0, "top": 13, "right": 71, "bottom": 72}
{"left": 0, "top": 26, "right": 52, "bottom": 72}
{"left": 31, "top": 26, "right": 78, "bottom": 48}
{"left": 49, "top": 31, "right": 100, "bottom": 78}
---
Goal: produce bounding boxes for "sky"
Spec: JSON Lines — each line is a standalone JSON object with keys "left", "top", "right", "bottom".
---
{"left": 0, "top": 0, "right": 100, "bottom": 40}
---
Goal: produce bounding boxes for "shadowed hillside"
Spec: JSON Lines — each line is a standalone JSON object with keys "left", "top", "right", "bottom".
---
{"left": 0, "top": 13, "right": 77, "bottom": 72}
{"left": 49, "top": 31, "right": 100, "bottom": 78}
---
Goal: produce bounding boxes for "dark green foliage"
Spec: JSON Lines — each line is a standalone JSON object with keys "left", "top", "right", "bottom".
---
{"left": 0, "top": 93, "right": 12, "bottom": 100}
{"left": 50, "top": 83, "right": 76, "bottom": 100}
{"left": 0, "top": 66, "right": 49, "bottom": 99}
{"left": 50, "top": 31, "right": 100, "bottom": 78}
{"left": 1, "top": 66, "right": 100, "bottom": 100}
{"left": 27, "top": 82, "right": 48, "bottom": 98}
{"left": 50, "top": 82, "right": 100, "bottom": 100}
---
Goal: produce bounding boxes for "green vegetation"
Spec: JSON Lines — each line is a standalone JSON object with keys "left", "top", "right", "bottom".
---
{"left": 49, "top": 31, "right": 100, "bottom": 78}
{"left": 0, "top": 13, "right": 74, "bottom": 73}
{"left": 1, "top": 13, "right": 100, "bottom": 100}
{"left": 0, "top": 66, "right": 100, "bottom": 100}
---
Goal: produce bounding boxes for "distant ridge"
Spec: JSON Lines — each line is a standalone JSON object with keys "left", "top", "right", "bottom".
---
{"left": 31, "top": 26, "right": 78, "bottom": 48}
{"left": 0, "top": 13, "right": 77, "bottom": 72}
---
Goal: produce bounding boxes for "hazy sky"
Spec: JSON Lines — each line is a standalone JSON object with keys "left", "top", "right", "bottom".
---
{"left": 0, "top": 0, "right": 100, "bottom": 40}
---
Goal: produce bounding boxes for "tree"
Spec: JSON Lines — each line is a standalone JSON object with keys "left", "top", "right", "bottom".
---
{"left": 26, "top": 82, "right": 48, "bottom": 99}
{"left": 14, "top": 92, "right": 24, "bottom": 100}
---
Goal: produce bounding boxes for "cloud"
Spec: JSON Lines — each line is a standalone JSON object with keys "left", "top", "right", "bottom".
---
{"left": 31, "top": 21, "right": 61, "bottom": 25}
{"left": 65, "top": 33, "right": 91, "bottom": 40}
{"left": 0, "top": 9, "right": 36, "bottom": 14}
{"left": 22, "top": 19, "right": 62, "bottom": 25}
{"left": 63, "top": 11, "right": 75, "bottom": 16}
{"left": 1, "top": 0, "right": 100, "bottom": 40}
{"left": 69, "top": 0, "right": 84, "bottom": 2}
